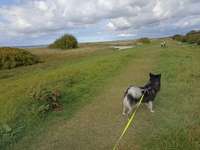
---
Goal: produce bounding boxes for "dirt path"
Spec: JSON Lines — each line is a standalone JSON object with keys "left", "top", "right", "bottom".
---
{"left": 14, "top": 47, "right": 160, "bottom": 150}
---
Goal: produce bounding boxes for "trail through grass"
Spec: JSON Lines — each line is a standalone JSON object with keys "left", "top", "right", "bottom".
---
{"left": 12, "top": 41, "right": 160, "bottom": 149}
{"left": 0, "top": 44, "right": 140, "bottom": 149}
{"left": 2, "top": 40, "right": 200, "bottom": 149}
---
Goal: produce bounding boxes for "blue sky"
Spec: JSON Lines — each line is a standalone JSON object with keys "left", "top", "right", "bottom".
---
{"left": 0, "top": 0, "right": 200, "bottom": 46}
{"left": 0, "top": 0, "right": 18, "bottom": 5}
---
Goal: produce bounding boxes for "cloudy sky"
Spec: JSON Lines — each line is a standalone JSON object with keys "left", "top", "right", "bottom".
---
{"left": 0, "top": 0, "right": 200, "bottom": 46}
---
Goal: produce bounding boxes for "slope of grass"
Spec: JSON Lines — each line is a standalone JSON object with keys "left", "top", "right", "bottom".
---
{"left": 0, "top": 45, "right": 138, "bottom": 149}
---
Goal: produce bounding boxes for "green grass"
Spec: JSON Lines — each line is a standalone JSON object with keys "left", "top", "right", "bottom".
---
{"left": 1, "top": 39, "right": 200, "bottom": 149}
{"left": 139, "top": 40, "right": 200, "bottom": 149}
{"left": 0, "top": 44, "right": 137, "bottom": 149}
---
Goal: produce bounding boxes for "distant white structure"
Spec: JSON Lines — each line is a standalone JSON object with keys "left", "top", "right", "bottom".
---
{"left": 112, "top": 46, "right": 134, "bottom": 50}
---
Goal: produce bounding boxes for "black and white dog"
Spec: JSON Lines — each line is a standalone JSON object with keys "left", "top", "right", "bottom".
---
{"left": 122, "top": 73, "right": 161, "bottom": 115}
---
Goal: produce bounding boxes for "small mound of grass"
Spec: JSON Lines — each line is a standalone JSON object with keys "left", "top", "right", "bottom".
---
{"left": 0, "top": 47, "right": 40, "bottom": 69}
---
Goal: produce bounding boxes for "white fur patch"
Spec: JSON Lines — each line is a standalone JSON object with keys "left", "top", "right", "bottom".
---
{"left": 127, "top": 86, "right": 143, "bottom": 98}
{"left": 122, "top": 86, "right": 143, "bottom": 115}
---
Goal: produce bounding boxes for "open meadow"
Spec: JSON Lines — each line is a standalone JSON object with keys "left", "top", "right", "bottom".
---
{"left": 0, "top": 39, "right": 200, "bottom": 150}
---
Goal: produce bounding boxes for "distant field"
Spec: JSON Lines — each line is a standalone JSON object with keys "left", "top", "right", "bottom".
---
{"left": 1, "top": 39, "right": 200, "bottom": 150}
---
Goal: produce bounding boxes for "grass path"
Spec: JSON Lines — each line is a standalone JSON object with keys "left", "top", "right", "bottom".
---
{"left": 13, "top": 41, "right": 200, "bottom": 150}
{"left": 13, "top": 43, "right": 160, "bottom": 150}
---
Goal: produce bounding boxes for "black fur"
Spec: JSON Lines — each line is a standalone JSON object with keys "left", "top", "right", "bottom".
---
{"left": 124, "top": 73, "right": 161, "bottom": 104}
{"left": 127, "top": 94, "right": 138, "bottom": 105}
{"left": 141, "top": 73, "right": 161, "bottom": 103}
{"left": 122, "top": 73, "right": 161, "bottom": 114}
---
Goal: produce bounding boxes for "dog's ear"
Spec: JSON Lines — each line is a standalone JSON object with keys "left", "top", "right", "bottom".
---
{"left": 149, "top": 72, "right": 153, "bottom": 77}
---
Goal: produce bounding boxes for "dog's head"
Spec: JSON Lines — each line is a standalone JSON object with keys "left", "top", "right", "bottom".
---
{"left": 149, "top": 73, "right": 161, "bottom": 91}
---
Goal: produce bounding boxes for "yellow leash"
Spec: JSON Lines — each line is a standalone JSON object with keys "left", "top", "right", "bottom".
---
{"left": 112, "top": 94, "right": 144, "bottom": 150}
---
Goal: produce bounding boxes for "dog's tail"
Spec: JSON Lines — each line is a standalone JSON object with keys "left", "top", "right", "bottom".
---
{"left": 123, "top": 86, "right": 132, "bottom": 98}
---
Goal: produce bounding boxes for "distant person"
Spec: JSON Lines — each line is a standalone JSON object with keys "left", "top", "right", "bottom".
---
{"left": 161, "top": 41, "right": 167, "bottom": 48}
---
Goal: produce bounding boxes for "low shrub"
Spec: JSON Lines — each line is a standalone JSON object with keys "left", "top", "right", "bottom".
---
{"left": 172, "top": 30, "right": 200, "bottom": 45}
{"left": 137, "top": 37, "right": 151, "bottom": 44}
{"left": 31, "top": 87, "right": 62, "bottom": 115}
{"left": 172, "top": 34, "right": 183, "bottom": 41}
{"left": 48, "top": 34, "right": 78, "bottom": 49}
{"left": 185, "top": 32, "right": 200, "bottom": 44}
{"left": 180, "top": 36, "right": 187, "bottom": 42}
{"left": 0, "top": 47, "right": 40, "bottom": 69}
{"left": 197, "top": 39, "right": 200, "bottom": 45}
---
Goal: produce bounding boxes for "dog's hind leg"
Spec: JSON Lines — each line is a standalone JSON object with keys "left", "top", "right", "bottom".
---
{"left": 127, "top": 106, "right": 133, "bottom": 116}
{"left": 147, "top": 101, "right": 154, "bottom": 113}
{"left": 122, "top": 105, "right": 128, "bottom": 116}
{"left": 122, "top": 96, "right": 129, "bottom": 116}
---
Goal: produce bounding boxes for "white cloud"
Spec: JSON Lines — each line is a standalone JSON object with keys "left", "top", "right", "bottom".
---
{"left": 107, "top": 0, "right": 200, "bottom": 31}
{"left": 0, "top": 0, "right": 200, "bottom": 43}
{"left": 107, "top": 22, "right": 116, "bottom": 30}
{"left": 117, "top": 33, "right": 136, "bottom": 37}
{"left": 174, "top": 15, "right": 200, "bottom": 28}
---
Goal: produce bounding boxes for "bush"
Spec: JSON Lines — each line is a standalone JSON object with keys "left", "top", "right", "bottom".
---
{"left": 48, "top": 34, "right": 78, "bottom": 49}
{"left": 197, "top": 39, "right": 200, "bottom": 45}
{"left": 0, "top": 47, "right": 40, "bottom": 69}
{"left": 185, "top": 32, "right": 200, "bottom": 44}
{"left": 137, "top": 37, "right": 151, "bottom": 44}
{"left": 172, "top": 30, "right": 200, "bottom": 45}
{"left": 31, "top": 87, "right": 62, "bottom": 114}
{"left": 172, "top": 34, "right": 183, "bottom": 41}
{"left": 180, "top": 36, "right": 187, "bottom": 42}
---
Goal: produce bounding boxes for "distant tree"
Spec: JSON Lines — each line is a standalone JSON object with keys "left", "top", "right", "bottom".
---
{"left": 49, "top": 34, "right": 78, "bottom": 49}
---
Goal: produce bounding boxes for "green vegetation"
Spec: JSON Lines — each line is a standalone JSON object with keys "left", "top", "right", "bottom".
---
{"left": 31, "top": 87, "right": 62, "bottom": 113}
{"left": 0, "top": 45, "right": 135, "bottom": 149}
{"left": 138, "top": 40, "right": 200, "bottom": 150}
{"left": 48, "top": 34, "right": 78, "bottom": 49}
{"left": 172, "top": 30, "right": 200, "bottom": 45}
{"left": 1, "top": 39, "right": 200, "bottom": 150}
{"left": 172, "top": 34, "right": 183, "bottom": 41}
{"left": 137, "top": 37, "right": 151, "bottom": 44}
{"left": 0, "top": 47, "right": 40, "bottom": 69}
